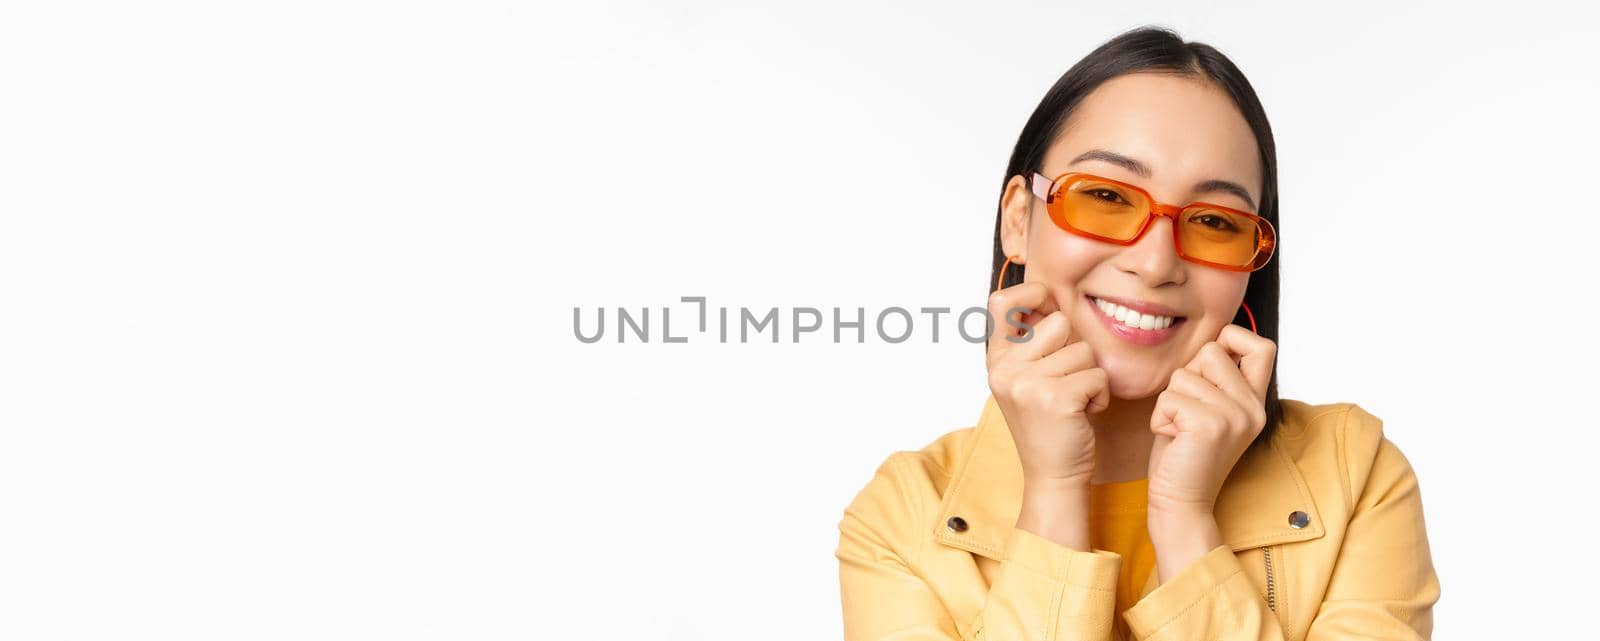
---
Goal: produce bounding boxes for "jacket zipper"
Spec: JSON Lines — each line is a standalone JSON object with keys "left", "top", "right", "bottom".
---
{"left": 1263, "top": 546, "right": 1277, "bottom": 613}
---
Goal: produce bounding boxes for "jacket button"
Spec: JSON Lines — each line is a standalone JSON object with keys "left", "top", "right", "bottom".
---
{"left": 946, "top": 516, "right": 968, "bottom": 533}
{"left": 1288, "top": 510, "right": 1310, "bottom": 529}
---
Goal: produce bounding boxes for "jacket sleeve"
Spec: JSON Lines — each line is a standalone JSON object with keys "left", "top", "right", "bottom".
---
{"left": 837, "top": 452, "right": 1123, "bottom": 641}
{"left": 1119, "top": 404, "right": 1441, "bottom": 641}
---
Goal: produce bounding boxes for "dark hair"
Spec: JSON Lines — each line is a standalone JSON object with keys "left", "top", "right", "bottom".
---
{"left": 987, "top": 26, "right": 1283, "bottom": 448}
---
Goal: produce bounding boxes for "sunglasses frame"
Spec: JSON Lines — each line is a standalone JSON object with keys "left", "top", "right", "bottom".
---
{"left": 1029, "top": 171, "right": 1276, "bottom": 272}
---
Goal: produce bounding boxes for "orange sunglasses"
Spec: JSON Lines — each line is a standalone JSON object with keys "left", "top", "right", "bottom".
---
{"left": 1029, "top": 171, "right": 1277, "bottom": 272}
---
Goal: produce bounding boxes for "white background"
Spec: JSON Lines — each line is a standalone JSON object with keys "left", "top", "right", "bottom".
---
{"left": 2, "top": 1, "right": 1596, "bottom": 639}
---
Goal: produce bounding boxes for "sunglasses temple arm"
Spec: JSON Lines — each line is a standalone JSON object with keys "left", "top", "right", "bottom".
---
{"left": 1029, "top": 173, "right": 1053, "bottom": 201}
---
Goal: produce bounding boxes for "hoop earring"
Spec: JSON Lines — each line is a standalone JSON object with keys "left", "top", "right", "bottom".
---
{"left": 1240, "top": 301, "right": 1258, "bottom": 335}
{"left": 996, "top": 255, "right": 1021, "bottom": 291}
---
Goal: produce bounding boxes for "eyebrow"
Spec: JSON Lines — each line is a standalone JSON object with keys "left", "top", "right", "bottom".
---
{"left": 1068, "top": 148, "right": 1258, "bottom": 211}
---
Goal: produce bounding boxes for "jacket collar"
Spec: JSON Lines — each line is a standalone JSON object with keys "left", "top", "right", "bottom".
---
{"left": 932, "top": 394, "right": 1325, "bottom": 560}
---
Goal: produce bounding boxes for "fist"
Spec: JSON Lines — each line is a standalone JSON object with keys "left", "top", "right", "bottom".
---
{"left": 986, "top": 282, "right": 1110, "bottom": 486}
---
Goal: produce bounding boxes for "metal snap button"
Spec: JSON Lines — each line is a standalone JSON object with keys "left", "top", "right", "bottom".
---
{"left": 946, "top": 516, "right": 968, "bottom": 533}
{"left": 1288, "top": 510, "right": 1310, "bottom": 529}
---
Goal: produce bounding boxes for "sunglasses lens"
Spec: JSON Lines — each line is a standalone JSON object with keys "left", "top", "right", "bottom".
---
{"left": 1177, "top": 207, "right": 1269, "bottom": 268}
{"left": 1048, "top": 174, "right": 1274, "bottom": 270}
{"left": 1057, "top": 178, "right": 1151, "bottom": 240}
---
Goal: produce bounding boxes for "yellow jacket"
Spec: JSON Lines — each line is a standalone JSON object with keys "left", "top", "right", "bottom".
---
{"left": 835, "top": 395, "right": 1440, "bottom": 641}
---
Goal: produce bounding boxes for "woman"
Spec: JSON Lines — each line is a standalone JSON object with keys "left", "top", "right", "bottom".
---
{"left": 835, "top": 27, "right": 1439, "bottom": 641}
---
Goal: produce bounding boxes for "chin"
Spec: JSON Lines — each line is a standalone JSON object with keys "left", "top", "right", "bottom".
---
{"left": 1104, "top": 369, "right": 1168, "bottom": 401}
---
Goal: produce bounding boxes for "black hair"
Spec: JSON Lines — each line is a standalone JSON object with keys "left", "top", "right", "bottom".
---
{"left": 987, "top": 26, "right": 1283, "bottom": 448}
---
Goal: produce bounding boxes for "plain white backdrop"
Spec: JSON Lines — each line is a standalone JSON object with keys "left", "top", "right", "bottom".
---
{"left": 2, "top": 1, "right": 1597, "bottom": 639}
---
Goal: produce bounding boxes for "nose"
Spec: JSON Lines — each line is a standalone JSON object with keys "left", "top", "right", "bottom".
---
{"left": 1114, "top": 214, "right": 1185, "bottom": 288}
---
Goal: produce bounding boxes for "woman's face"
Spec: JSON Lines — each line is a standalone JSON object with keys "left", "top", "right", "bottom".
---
{"left": 999, "top": 72, "right": 1263, "bottom": 401}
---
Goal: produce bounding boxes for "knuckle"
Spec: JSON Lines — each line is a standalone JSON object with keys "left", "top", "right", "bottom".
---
{"left": 1069, "top": 367, "right": 1105, "bottom": 390}
{"left": 1228, "top": 406, "right": 1250, "bottom": 428}
{"left": 1023, "top": 382, "right": 1058, "bottom": 410}
{"left": 1010, "top": 375, "right": 1038, "bottom": 398}
{"left": 987, "top": 364, "right": 1014, "bottom": 389}
{"left": 988, "top": 289, "right": 1008, "bottom": 308}
{"left": 988, "top": 365, "right": 1019, "bottom": 391}
{"left": 1064, "top": 341, "right": 1094, "bottom": 362}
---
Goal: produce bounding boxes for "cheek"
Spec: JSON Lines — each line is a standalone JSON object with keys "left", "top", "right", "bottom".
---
{"left": 1027, "top": 224, "right": 1113, "bottom": 285}
{"left": 1189, "top": 274, "right": 1251, "bottom": 335}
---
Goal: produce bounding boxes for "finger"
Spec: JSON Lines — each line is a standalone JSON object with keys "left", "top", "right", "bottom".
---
{"left": 1055, "top": 366, "right": 1111, "bottom": 414}
{"left": 1011, "top": 310, "right": 1073, "bottom": 362}
{"left": 1014, "top": 290, "right": 1067, "bottom": 346}
{"left": 985, "top": 282, "right": 1051, "bottom": 362}
{"left": 1151, "top": 387, "right": 1234, "bottom": 442}
{"left": 1150, "top": 388, "right": 1205, "bottom": 438}
{"left": 1185, "top": 342, "right": 1259, "bottom": 414}
{"left": 1166, "top": 368, "right": 1251, "bottom": 436}
{"left": 1013, "top": 289, "right": 1078, "bottom": 360}
{"left": 1147, "top": 429, "right": 1172, "bottom": 477}
{"left": 1013, "top": 296, "right": 1061, "bottom": 334}
{"left": 1031, "top": 339, "right": 1097, "bottom": 377}
{"left": 1166, "top": 368, "right": 1234, "bottom": 411}
{"left": 1213, "top": 324, "right": 1277, "bottom": 400}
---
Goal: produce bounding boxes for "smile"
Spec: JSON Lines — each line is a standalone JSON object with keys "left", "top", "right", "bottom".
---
{"left": 1085, "top": 294, "right": 1187, "bottom": 346}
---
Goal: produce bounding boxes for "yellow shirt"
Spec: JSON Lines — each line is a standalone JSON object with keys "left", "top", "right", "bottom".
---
{"left": 1089, "top": 477, "right": 1156, "bottom": 641}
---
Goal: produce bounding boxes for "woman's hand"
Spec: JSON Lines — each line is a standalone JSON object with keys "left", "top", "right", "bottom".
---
{"left": 986, "top": 282, "right": 1109, "bottom": 551}
{"left": 986, "top": 283, "right": 1109, "bottom": 488}
{"left": 1146, "top": 323, "right": 1278, "bottom": 517}
{"left": 1144, "top": 323, "right": 1276, "bottom": 582}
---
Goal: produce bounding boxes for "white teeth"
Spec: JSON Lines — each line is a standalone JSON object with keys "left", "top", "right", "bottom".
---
{"left": 1093, "top": 297, "right": 1178, "bottom": 331}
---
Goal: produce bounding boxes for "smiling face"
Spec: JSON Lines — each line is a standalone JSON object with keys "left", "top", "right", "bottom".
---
{"left": 999, "top": 71, "right": 1264, "bottom": 400}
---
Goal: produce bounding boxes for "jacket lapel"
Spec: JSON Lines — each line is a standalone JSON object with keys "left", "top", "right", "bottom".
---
{"left": 932, "top": 394, "right": 1325, "bottom": 562}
